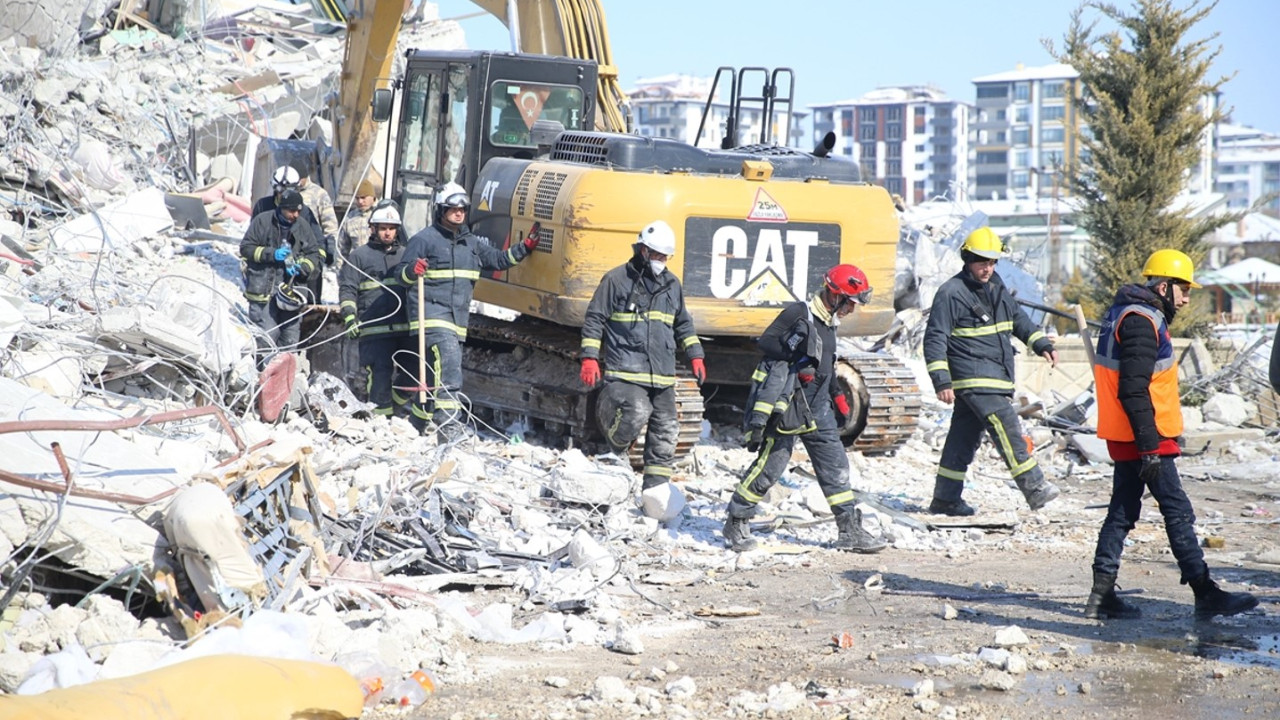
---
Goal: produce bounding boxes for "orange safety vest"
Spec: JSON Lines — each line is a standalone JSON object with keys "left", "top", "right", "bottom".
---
{"left": 1093, "top": 303, "right": 1183, "bottom": 442}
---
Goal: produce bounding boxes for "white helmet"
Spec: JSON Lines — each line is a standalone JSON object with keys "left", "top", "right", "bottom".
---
{"left": 637, "top": 220, "right": 676, "bottom": 255}
{"left": 272, "top": 166, "right": 300, "bottom": 190}
{"left": 434, "top": 182, "right": 470, "bottom": 209}
{"left": 369, "top": 204, "right": 401, "bottom": 226}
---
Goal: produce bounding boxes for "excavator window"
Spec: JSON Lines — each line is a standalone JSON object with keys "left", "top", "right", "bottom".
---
{"left": 399, "top": 71, "right": 442, "bottom": 176}
{"left": 488, "top": 81, "right": 584, "bottom": 148}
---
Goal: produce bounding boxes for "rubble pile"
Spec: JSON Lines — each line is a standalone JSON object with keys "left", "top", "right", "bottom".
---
{"left": 0, "top": 1, "right": 1276, "bottom": 716}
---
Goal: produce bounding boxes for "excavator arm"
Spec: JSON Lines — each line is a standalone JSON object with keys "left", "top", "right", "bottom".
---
{"left": 465, "top": 0, "right": 629, "bottom": 133}
{"left": 330, "top": 0, "right": 403, "bottom": 201}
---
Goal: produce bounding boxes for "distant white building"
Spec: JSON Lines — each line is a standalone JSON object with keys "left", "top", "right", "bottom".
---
{"left": 1215, "top": 123, "right": 1280, "bottom": 217}
{"left": 970, "top": 63, "right": 1081, "bottom": 204}
{"left": 627, "top": 74, "right": 806, "bottom": 149}
{"left": 810, "top": 86, "right": 969, "bottom": 205}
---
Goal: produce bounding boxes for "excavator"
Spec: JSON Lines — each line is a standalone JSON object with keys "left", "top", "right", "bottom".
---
{"left": 327, "top": 0, "right": 921, "bottom": 456}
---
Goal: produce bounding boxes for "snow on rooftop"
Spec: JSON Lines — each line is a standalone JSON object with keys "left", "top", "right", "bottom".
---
{"left": 972, "top": 62, "right": 1079, "bottom": 84}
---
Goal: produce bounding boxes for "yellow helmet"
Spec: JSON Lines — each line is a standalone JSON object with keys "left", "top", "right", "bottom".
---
{"left": 961, "top": 227, "right": 1005, "bottom": 260}
{"left": 1142, "top": 249, "right": 1201, "bottom": 288}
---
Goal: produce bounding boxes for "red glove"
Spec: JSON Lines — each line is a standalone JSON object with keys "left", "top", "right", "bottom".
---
{"left": 580, "top": 358, "right": 601, "bottom": 387}
{"left": 834, "top": 393, "right": 851, "bottom": 422}
{"left": 410, "top": 257, "right": 428, "bottom": 278}
{"left": 690, "top": 358, "right": 706, "bottom": 386}
{"left": 798, "top": 369, "right": 815, "bottom": 384}
{"left": 522, "top": 222, "right": 542, "bottom": 252}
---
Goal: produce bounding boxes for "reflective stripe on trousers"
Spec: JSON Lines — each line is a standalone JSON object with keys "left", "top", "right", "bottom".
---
{"left": 728, "top": 414, "right": 854, "bottom": 519}
{"left": 595, "top": 380, "right": 678, "bottom": 489}
{"left": 933, "top": 391, "right": 1041, "bottom": 500}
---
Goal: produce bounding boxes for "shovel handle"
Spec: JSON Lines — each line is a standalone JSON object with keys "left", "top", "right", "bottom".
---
{"left": 417, "top": 275, "right": 427, "bottom": 404}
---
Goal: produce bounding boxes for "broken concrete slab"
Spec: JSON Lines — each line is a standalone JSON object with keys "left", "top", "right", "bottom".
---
{"left": 50, "top": 187, "right": 172, "bottom": 253}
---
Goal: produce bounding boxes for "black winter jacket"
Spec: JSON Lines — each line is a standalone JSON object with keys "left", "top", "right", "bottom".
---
{"left": 239, "top": 210, "right": 321, "bottom": 304}
{"left": 338, "top": 239, "right": 409, "bottom": 337}
{"left": 396, "top": 223, "right": 530, "bottom": 338}
{"left": 580, "top": 255, "right": 704, "bottom": 388}
{"left": 744, "top": 296, "right": 839, "bottom": 430}
{"left": 924, "top": 269, "right": 1052, "bottom": 394}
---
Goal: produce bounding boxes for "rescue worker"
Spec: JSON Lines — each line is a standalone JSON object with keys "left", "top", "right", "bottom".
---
{"left": 722, "top": 264, "right": 887, "bottom": 554}
{"left": 252, "top": 166, "right": 327, "bottom": 302}
{"left": 339, "top": 203, "right": 412, "bottom": 418}
{"left": 239, "top": 188, "right": 321, "bottom": 367}
{"left": 1085, "top": 249, "right": 1258, "bottom": 620}
{"left": 338, "top": 178, "right": 380, "bottom": 262}
{"left": 579, "top": 220, "right": 706, "bottom": 501}
{"left": 923, "top": 227, "right": 1060, "bottom": 516}
{"left": 397, "top": 182, "right": 539, "bottom": 437}
{"left": 297, "top": 170, "right": 338, "bottom": 302}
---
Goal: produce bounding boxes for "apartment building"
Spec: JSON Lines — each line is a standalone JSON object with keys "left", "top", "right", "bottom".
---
{"left": 969, "top": 63, "right": 1081, "bottom": 202}
{"left": 810, "top": 86, "right": 969, "bottom": 204}
{"left": 1216, "top": 123, "right": 1280, "bottom": 217}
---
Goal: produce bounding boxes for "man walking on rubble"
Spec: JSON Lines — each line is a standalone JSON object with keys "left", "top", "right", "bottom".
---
{"left": 397, "top": 182, "right": 540, "bottom": 439}
{"left": 922, "top": 227, "right": 1060, "bottom": 516}
{"left": 339, "top": 202, "right": 412, "bottom": 418}
{"left": 1085, "top": 249, "right": 1258, "bottom": 621}
{"left": 579, "top": 221, "right": 706, "bottom": 518}
{"left": 722, "top": 264, "right": 886, "bottom": 554}
{"left": 240, "top": 188, "right": 322, "bottom": 367}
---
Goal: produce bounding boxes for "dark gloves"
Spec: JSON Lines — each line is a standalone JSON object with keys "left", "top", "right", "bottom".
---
{"left": 324, "top": 236, "right": 337, "bottom": 266}
{"left": 522, "top": 222, "right": 542, "bottom": 252}
{"left": 580, "top": 358, "right": 601, "bottom": 387}
{"left": 1139, "top": 453, "right": 1162, "bottom": 483}
{"left": 344, "top": 315, "right": 360, "bottom": 340}
{"left": 690, "top": 358, "right": 706, "bottom": 386}
{"left": 744, "top": 425, "right": 763, "bottom": 454}
{"left": 834, "top": 393, "right": 851, "bottom": 426}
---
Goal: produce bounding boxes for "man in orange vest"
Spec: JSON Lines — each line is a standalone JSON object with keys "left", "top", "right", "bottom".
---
{"left": 1086, "top": 249, "right": 1258, "bottom": 620}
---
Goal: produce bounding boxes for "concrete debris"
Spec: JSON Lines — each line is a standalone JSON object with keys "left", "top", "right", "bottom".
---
{"left": 0, "top": 2, "right": 1276, "bottom": 716}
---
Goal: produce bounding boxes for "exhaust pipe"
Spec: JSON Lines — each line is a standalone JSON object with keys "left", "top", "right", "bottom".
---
{"left": 812, "top": 131, "right": 836, "bottom": 158}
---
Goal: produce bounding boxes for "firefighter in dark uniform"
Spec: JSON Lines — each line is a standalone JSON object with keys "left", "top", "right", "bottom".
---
{"left": 239, "top": 188, "right": 321, "bottom": 368}
{"left": 339, "top": 202, "right": 412, "bottom": 418}
{"left": 1085, "top": 249, "right": 1257, "bottom": 620}
{"left": 722, "top": 264, "right": 887, "bottom": 554}
{"left": 396, "top": 182, "right": 539, "bottom": 438}
{"left": 579, "top": 220, "right": 707, "bottom": 497}
{"left": 923, "top": 227, "right": 1060, "bottom": 516}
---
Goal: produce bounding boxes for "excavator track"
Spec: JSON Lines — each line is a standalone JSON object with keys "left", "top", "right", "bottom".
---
{"left": 461, "top": 315, "right": 705, "bottom": 467}
{"left": 835, "top": 352, "right": 922, "bottom": 455}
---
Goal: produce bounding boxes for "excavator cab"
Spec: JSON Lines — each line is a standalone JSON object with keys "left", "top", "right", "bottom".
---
{"left": 387, "top": 50, "right": 598, "bottom": 235}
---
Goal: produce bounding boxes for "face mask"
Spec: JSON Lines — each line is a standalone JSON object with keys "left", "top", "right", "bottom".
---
{"left": 649, "top": 259, "right": 666, "bottom": 276}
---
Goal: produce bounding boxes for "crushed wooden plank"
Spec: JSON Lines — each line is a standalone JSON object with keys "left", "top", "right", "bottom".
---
{"left": 693, "top": 605, "right": 760, "bottom": 618}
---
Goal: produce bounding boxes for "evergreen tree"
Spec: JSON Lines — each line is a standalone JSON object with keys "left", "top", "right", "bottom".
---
{"left": 1049, "top": 0, "right": 1239, "bottom": 333}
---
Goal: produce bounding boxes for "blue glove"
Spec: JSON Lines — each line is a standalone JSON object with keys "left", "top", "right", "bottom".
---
{"left": 273, "top": 247, "right": 291, "bottom": 263}
{"left": 285, "top": 263, "right": 300, "bottom": 278}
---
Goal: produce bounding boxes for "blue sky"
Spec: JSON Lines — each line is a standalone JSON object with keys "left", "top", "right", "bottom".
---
{"left": 434, "top": 0, "right": 1277, "bottom": 133}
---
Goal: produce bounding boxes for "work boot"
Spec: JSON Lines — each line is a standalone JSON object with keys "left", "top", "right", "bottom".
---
{"left": 928, "top": 497, "right": 976, "bottom": 516}
{"left": 1022, "top": 480, "right": 1060, "bottom": 511}
{"left": 1084, "top": 571, "right": 1141, "bottom": 619}
{"left": 722, "top": 516, "right": 757, "bottom": 553}
{"left": 1189, "top": 573, "right": 1259, "bottom": 620}
{"left": 832, "top": 509, "right": 887, "bottom": 554}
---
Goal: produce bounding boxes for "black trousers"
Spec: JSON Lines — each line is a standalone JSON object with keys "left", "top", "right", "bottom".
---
{"left": 933, "top": 391, "right": 1043, "bottom": 501}
{"left": 596, "top": 380, "right": 679, "bottom": 489}
{"left": 727, "top": 406, "right": 855, "bottom": 520}
{"left": 1092, "top": 455, "right": 1207, "bottom": 582}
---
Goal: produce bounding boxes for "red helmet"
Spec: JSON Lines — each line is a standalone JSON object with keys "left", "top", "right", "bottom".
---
{"left": 824, "top": 264, "right": 872, "bottom": 304}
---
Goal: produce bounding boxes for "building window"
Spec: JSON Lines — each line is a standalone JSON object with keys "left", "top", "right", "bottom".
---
{"left": 885, "top": 106, "right": 902, "bottom": 122}
{"left": 976, "top": 173, "right": 1006, "bottom": 186}
{"left": 976, "top": 151, "right": 1006, "bottom": 164}
{"left": 1041, "top": 149, "right": 1065, "bottom": 167}
{"left": 1043, "top": 81, "right": 1065, "bottom": 99}
{"left": 861, "top": 143, "right": 877, "bottom": 159}
{"left": 1013, "top": 149, "right": 1030, "bottom": 168}
{"left": 886, "top": 123, "right": 901, "bottom": 140}
{"left": 885, "top": 178, "right": 903, "bottom": 194}
{"left": 1015, "top": 106, "right": 1029, "bottom": 123}
{"left": 934, "top": 144, "right": 950, "bottom": 156}
{"left": 1011, "top": 170, "right": 1030, "bottom": 189}
{"left": 996, "top": 109, "right": 1007, "bottom": 121}
{"left": 886, "top": 142, "right": 901, "bottom": 158}
{"left": 1014, "top": 82, "right": 1030, "bottom": 102}
{"left": 914, "top": 107, "right": 926, "bottom": 120}
{"left": 935, "top": 126, "right": 951, "bottom": 137}
{"left": 977, "top": 85, "right": 1008, "bottom": 99}
{"left": 1011, "top": 127, "right": 1029, "bottom": 146}
{"left": 915, "top": 163, "right": 926, "bottom": 171}
{"left": 859, "top": 107, "right": 876, "bottom": 122}
{"left": 862, "top": 161, "right": 876, "bottom": 178}
{"left": 860, "top": 124, "right": 877, "bottom": 141}
{"left": 915, "top": 144, "right": 926, "bottom": 152}
{"left": 1041, "top": 105, "right": 1065, "bottom": 121}
{"left": 936, "top": 106, "right": 952, "bottom": 119}
{"left": 1041, "top": 127, "right": 1065, "bottom": 143}
{"left": 994, "top": 131, "right": 1007, "bottom": 143}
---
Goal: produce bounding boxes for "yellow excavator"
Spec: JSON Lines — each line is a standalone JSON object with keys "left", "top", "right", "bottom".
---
{"left": 335, "top": 0, "right": 921, "bottom": 454}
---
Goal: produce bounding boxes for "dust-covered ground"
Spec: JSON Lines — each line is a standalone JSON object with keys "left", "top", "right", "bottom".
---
{"left": 387, "top": 457, "right": 1280, "bottom": 720}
